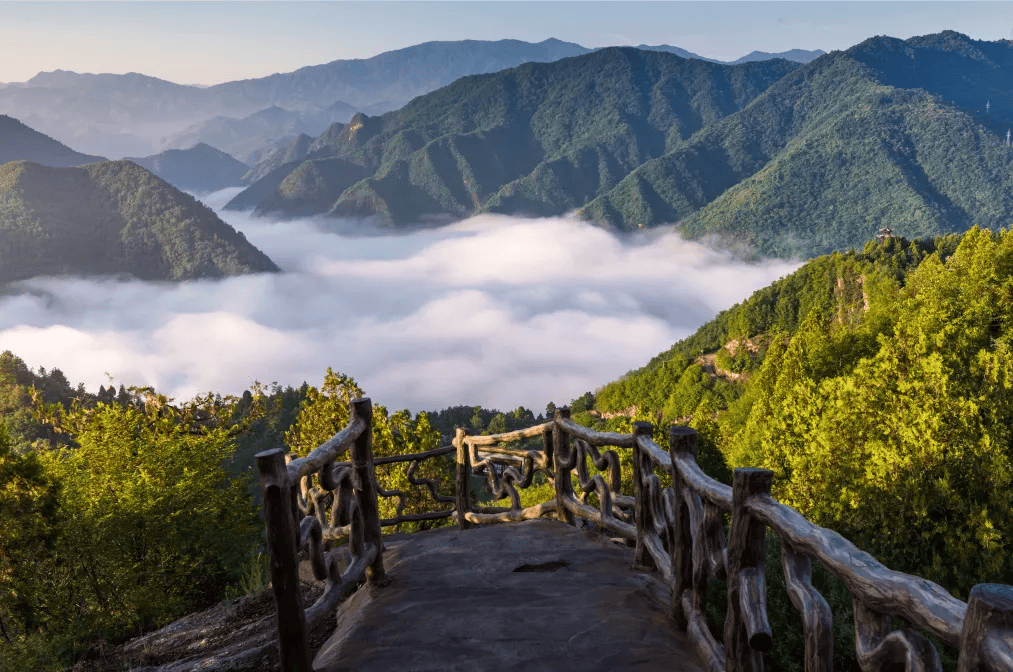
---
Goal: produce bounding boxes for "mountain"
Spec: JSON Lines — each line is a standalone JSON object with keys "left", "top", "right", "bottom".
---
{"left": 0, "top": 114, "right": 105, "bottom": 166}
{"left": 579, "top": 31, "right": 1013, "bottom": 257}
{"left": 241, "top": 133, "right": 315, "bottom": 184}
{"left": 730, "top": 49, "right": 825, "bottom": 64}
{"left": 161, "top": 103, "right": 358, "bottom": 166}
{"left": 633, "top": 45, "right": 719, "bottom": 62}
{"left": 225, "top": 48, "right": 801, "bottom": 222}
{"left": 586, "top": 227, "right": 1013, "bottom": 666}
{"left": 0, "top": 160, "right": 278, "bottom": 282}
{"left": 123, "top": 143, "right": 249, "bottom": 193}
{"left": 0, "top": 39, "right": 592, "bottom": 158}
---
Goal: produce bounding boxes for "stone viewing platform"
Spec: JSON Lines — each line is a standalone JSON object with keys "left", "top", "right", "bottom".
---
{"left": 314, "top": 519, "right": 706, "bottom": 672}
{"left": 252, "top": 398, "right": 1013, "bottom": 672}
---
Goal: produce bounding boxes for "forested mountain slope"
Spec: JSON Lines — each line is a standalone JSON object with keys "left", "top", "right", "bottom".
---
{"left": 0, "top": 160, "right": 278, "bottom": 282}
{"left": 0, "top": 114, "right": 105, "bottom": 166}
{"left": 588, "top": 227, "right": 1012, "bottom": 604}
{"left": 581, "top": 32, "right": 1013, "bottom": 256}
{"left": 124, "top": 143, "right": 249, "bottom": 193}
{"left": 225, "top": 48, "right": 800, "bottom": 222}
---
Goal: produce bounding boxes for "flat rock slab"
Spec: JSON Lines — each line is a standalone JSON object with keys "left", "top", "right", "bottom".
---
{"left": 313, "top": 519, "right": 706, "bottom": 672}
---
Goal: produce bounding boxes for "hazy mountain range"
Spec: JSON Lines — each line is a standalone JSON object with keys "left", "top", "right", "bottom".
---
{"left": 224, "top": 31, "right": 1013, "bottom": 259}
{"left": 0, "top": 39, "right": 824, "bottom": 160}
{"left": 123, "top": 143, "right": 250, "bottom": 193}
{"left": 225, "top": 50, "right": 801, "bottom": 222}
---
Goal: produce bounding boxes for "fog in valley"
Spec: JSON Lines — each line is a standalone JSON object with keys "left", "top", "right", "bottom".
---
{"left": 0, "top": 188, "right": 801, "bottom": 413}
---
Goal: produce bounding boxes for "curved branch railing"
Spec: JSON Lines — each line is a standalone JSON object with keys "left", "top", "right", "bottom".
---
{"left": 259, "top": 402, "right": 1013, "bottom": 672}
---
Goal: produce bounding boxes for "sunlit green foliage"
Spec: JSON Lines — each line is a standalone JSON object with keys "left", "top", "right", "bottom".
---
{"left": 34, "top": 394, "right": 261, "bottom": 643}
{"left": 286, "top": 369, "right": 455, "bottom": 532}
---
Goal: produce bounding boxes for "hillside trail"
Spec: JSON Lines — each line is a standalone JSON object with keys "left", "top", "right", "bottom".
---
{"left": 86, "top": 518, "right": 706, "bottom": 672}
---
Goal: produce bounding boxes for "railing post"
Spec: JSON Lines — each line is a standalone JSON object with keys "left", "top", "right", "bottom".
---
{"left": 726, "top": 468, "right": 774, "bottom": 672}
{"left": 632, "top": 421, "right": 656, "bottom": 571}
{"left": 454, "top": 427, "right": 473, "bottom": 530}
{"left": 256, "top": 448, "right": 311, "bottom": 672}
{"left": 668, "top": 425, "right": 698, "bottom": 628}
{"left": 350, "top": 398, "right": 387, "bottom": 585}
{"left": 553, "top": 407, "right": 576, "bottom": 526}
{"left": 959, "top": 584, "right": 1013, "bottom": 672}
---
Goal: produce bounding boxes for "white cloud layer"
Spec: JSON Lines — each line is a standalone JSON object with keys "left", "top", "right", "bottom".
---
{"left": 0, "top": 189, "right": 801, "bottom": 413}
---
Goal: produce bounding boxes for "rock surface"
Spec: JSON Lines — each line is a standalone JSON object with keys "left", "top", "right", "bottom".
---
{"left": 313, "top": 518, "right": 706, "bottom": 672}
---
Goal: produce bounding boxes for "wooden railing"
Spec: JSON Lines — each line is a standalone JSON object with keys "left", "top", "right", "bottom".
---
{"left": 257, "top": 399, "right": 1013, "bottom": 672}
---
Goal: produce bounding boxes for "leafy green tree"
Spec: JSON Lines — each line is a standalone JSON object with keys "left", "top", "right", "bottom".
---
{"left": 285, "top": 368, "right": 364, "bottom": 456}
{"left": 287, "top": 370, "right": 452, "bottom": 532}
{"left": 35, "top": 392, "right": 261, "bottom": 644}
{"left": 0, "top": 423, "right": 59, "bottom": 643}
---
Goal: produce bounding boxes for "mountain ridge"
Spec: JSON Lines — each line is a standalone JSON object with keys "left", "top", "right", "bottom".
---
{"left": 226, "top": 48, "right": 801, "bottom": 222}
{"left": 0, "top": 159, "right": 278, "bottom": 282}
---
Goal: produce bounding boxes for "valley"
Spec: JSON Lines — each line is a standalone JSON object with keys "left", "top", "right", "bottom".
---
{"left": 3, "top": 17, "right": 1013, "bottom": 672}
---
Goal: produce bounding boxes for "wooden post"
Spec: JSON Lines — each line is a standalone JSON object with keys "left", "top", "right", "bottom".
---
{"left": 632, "top": 421, "right": 656, "bottom": 571}
{"left": 349, "top": 398, "right": 387, "bottom": 586}
{"left": 542, "top": 426, "right": 554, "bottom": 482}
{"left": 669, "top": 425, "right": 698, "bottom": 628}
{"left": 553, "top": 407, "right": 576, "bottom": 526}
{"left": 726, "top": 468, "right": 774, "bottom": 672}
{"left": 256, "top": 448, "right": 311, "bottom": 672}
{"left": 455, "top": 427, "right": 473, "bottom": 530}
{"left": 959, "top": 584, "right": 1013, "bottom": 672}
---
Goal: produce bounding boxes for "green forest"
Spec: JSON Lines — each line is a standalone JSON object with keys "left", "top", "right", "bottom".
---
{"left": 3, "top": 227, "right": 1013, "bottom": 670}
{"left": 0, "top": 352, "right": 551, "bottom": 671}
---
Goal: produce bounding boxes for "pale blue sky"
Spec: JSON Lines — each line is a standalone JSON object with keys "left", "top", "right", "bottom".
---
{"left": 3, "top": 1, "right": 1013, "bottom": 85}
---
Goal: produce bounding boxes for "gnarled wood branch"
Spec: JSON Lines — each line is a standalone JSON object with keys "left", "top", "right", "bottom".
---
{"left": 854, "top": 598, "right": 942, "bottom": 671}
{"left": 781, "top": 539, "right": 833, "bottom": 672}
{"left": 726, "top": 469, "right": 773, "bottom": 672}
{"left": 746, "top": 493, "right": 966, "bottom": 646}
{"left": 556, "top": 417, "right": 635, "bottom": 447}
{"left": 682, "top": 589, "right": 727, "bottom": 672}
{"left": 286, "top": 414, "right": 366, "bottom": 482}
{"left": 455, "top": 500, "right": 559, "bottom": 525}
{"left": 463, "top": 422, "right": 554, "bottom": 445}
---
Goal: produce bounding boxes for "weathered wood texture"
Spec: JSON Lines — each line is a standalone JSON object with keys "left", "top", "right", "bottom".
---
{"left": 463, "top": 421, "right": 554, "bottom": 445}
{"left": 745, "top": 493, "right": 966, "bottom": 646}
{"left": 286, "top": 415, "right": 366, "bottom": 482}
{"left": 959, "top": 584, "right": 1013, "bottom": 672}
{"left": 667, "top": 426, "right": 730, "bottom": 671}
{"left": 468, "top": 441, "right": 550, "bottom": 511}
{"left": 553, "top": 408, "right": 577, "bottom": 526}
{"left": 557, "top": 417, "right": 635, "bottom": 447}
{"left": 256, "top": 448, "right": 311, "bottom": 672}
{"left": 853, "top": 597, "right": 942, "bottom": 671}
{"left": 633, "top": 422, "right": 656, "bottom": 573}
{"left": 454, "top": 427, "right": 472, "bottom": 531}
{"left": 456, "top": 500, "right": 559, "bottom": 524}
{"left": 781, "top": 539, "right": 833, "bottom": 672}
{"left": 348, "top": 399, "right": 387, "bottom": 586}
{"left": 669, "top": 426, "right": 696, "bottom": 628}
{"left": 726, "top": 469, "right": 773, "bottom": 672}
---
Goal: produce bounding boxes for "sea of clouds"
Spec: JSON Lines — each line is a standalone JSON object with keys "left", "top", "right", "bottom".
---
{"left": 0, "top": 189, "right": 801, "bottom": 413}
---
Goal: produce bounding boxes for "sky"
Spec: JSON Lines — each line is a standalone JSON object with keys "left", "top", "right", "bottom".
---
{"left": 0, "top": 191, "right": 801, "bottom": 413}
{"left": 2, "top": 1, "right": 1013, "bottom": 85}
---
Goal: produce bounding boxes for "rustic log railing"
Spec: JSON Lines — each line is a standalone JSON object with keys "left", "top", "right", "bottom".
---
{"left": 257, "top": 402, "right": 1013, "bottom": 672}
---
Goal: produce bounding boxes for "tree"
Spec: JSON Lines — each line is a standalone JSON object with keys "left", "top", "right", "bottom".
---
{"left": 0, "top": 423, "right": 59, "bottom": 642}
{"left": 285, "top": 368, "right": 364, "bottom": 456}
{"left": 35, "top": 392, "right": 261, "bottom": 640}
{"left": 286, "top": 370, "right": 451, "bottom": 532}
